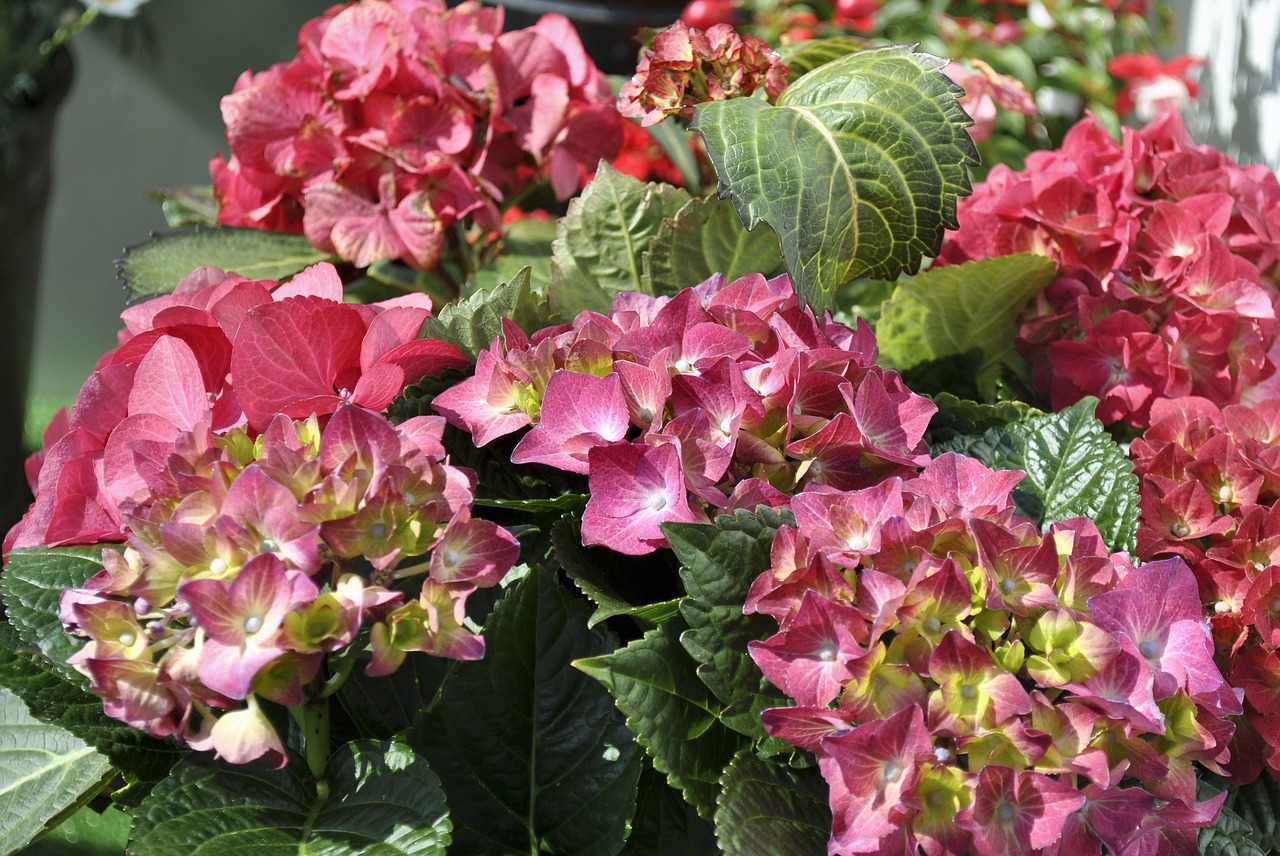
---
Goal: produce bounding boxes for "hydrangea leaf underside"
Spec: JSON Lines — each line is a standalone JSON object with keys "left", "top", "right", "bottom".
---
{"left": 0, "top": 689, "right": 114, "bottom": 855}
{"left": 875, "top": 254, "right": 1057, "bottom": 400}
{"left": 119, "top": 227, "right": 331, "bottom": 303}
{"left": 409, "top": 568, "right": 642, "bottom": 856}
{"left": 129, "top": 740, "right": 450, "bottom": 856}
{"left": 693, "top": 45, "right": 978, "bottom": 314}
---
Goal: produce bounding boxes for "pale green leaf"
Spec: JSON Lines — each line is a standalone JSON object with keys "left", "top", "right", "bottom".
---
{"left": 777, "top": 36, "right": 865, "bottom": 78}
{"left": 120, "top": 227, "right": 332, "bottom": 302}
{"left": 644, "top": 195, "right": 785, "bottom": 294}
{"left": 549, "top": 163, "right": 691, "bottom": 316}
{"left": 17, "top": 804, "right": 131, "bottom": 856}
{"left": 875, "top": 254, "right": 1057, "bottom": 399}
{"left": 417, "top": 267, "right": 552, "bottom": 361}
{"left": 409, "top": 568, "right": 642, "bottom": 855}
{"left": 693, "top": 45, "right": 977, "bottom": 313}
{"left": 129, "top": 740, "right": 450, "bottom": 856}
{"left": 576, "top": 621, "right": 745, "bottom": 819}
{"left": 0, "top": 689, "right": 113, "bottom": 855}
{"left": 715, "top": 751, "right": 831, "bottom": 856}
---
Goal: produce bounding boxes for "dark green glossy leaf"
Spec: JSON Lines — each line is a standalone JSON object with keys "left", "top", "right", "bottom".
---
{"left": 1, "top": 545, "right": 109, "bottom": 683}
{"left": 693, "top": 45, "right": 977, "bottom": 313}
{"left": 576, "top": 620, "right": 745, "bottom": 819}
{"left": 715, "top": 751, "right": 831, "bottom": 856}
{"left": 17, "top": 804, "right": 131, "bottom": 856}
{"left": 417, "top": 267, "right": 552, "bottom": 361}
{"left": 119, "top": 227, "right": 331, "bottom": 303}
{"left": 409, "top": 568, "right": 642, "bottom": 855}
{"left": 130, "top": 740, "right": 449, "bottom": 856}
{"left": 549, "top": 163, "right": 691, "bottom": 316}
{"left": 620, "top": 763, "right": 717, "bottom": 856}
{"left": 551, "top": 519, "right": 685, "bottom": 629}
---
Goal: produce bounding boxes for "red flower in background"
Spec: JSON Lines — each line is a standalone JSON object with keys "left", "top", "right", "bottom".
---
{"left": 1108, "top": 53, "right": 1206, "bottom": 121}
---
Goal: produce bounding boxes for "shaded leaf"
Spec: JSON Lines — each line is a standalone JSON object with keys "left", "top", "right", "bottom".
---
{"left": 119, "top": 227, "right": 331, "bottom": 303}
{"left": 549, "top": 163, "right": 691, "bottom": 316}
{"left": 1, "top": 546, "right": 110, "bottom": 683}
{"left": 778, "top": 36, "right": 866, "bottom": 78}
{"left": 715, "top": 750, "right": 831, "bottom": 856}
{"left": 552, "top": 519, "right": 685, "bottom": 629}
{"left": 620, "top": 762, "right": 717, "bottom": 856}
{"left": 0, "top": 689, "right": 113, "bottom": 855}
{"left": 1223, "top": 776, "right": 1280, "bottom": 853}
{"left": 875, "top": 254, "right": 1057, "bottom": 399}
{"left": 693, "top": 45, "right": 977, "bottom": 313}
{"left": 335, "top": 655, "right": 453, "bottom": 740}
{"left": 664, "top": 508, "right": 791, "bottom": 738}
{"left": 644, "top": 195, "right": 784, "bottom": 294}
{"left": 576, "top": 620, "right": 745, "bottom": 818}
{"left": 130, "top": 740, "right": 449, "bottom": 856}
{"left": 17, "top": 804, "right": 131, "bottom": 856}
{"left": 409, "top": 568, "right": 642, "bottom": 855}
{"left": 418, "top": 267, "right": 552, "bottom": 362}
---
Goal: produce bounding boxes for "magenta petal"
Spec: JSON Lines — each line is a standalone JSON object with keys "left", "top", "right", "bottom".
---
{"left": 511, "top": 371, "right": 630, "bottom": 473}
{"left": 581, "top": 442, "right": 698, "bottom": 555}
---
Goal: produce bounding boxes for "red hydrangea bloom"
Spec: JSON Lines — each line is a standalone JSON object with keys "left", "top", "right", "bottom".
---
{"left": 938, "top": 111, "right": 1280, "bottom": 428}
{"left": 1108, "top": 53, "right": 1206, "bottom": 121}
{"left": 211, "top": 0, "right": 620, "bottom": 270}
{"left": 430, "top": 272, "right": 934, "bottom": 554}
{"left": 749, "top": 452, "right": 1238, "bottom": 855}
{"left": 617, "top": 20, "right": 789, "bottom": 127}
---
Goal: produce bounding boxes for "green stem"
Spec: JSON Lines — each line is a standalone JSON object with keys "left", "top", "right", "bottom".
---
{"left": 293, "top": 691, "right": 332, "bottom": 802}
{"left": 319, "top": 653, "right": 356, "bottom": 700}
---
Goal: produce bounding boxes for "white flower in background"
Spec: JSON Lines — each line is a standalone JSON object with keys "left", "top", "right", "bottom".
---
{"left": 82, "top": 0, "right": 151, "bottom": 18}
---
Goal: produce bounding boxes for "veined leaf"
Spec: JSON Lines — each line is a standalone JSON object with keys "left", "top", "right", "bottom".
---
{"left": 644, "top": 195, "right": 785, "bottom": 294}
{"left": 130, "top": 740, "right": 449, "bottom": 856}
{"left": 983, "top": 398, "right": 1139, "bottom": 553}
{"left": 16, "top": 804, "right": 131, "bottom": 856}
{"left": 552, "top": 518, "right": 685, "bottom": 629}
{"left": 664, "top": 508, "right": 791, "bottom": 739}
{"left": 692, "top": 45, "right": 977, "bottom": 313}
{"left": 119, "top": 227, "right": 331, "bottom": 303}
{"left": 409, "top": 568, "right": 642, "bottom": 855}
{"left": 777, "top": 36, "right": 865, "bottom": 78}
{"left": 715, "top": 751, "right": 831, "bottom": 856}
{"left": 549, "top": 163, "right": 691, "bottom": 317}
{"left": 418, "top": 267, "right": 552, "bottom": 361}
{"left": 576, "top": 620, "right": 745, "bottom": 819}
{"left": 1222, "top": 775, "right": 1280, "bottom": 853}
{"left": 620, "top": 763, "right": 717, "bottom": 856}
{"left": 335, "top": 655, "right": 453, "bottom": 741}
{"left": 875, "top": 254, "right": 1057, "bottom": 399}
{"left": 1, "top": 546, "right": 109, "bottom": 683}
{"left": 0, "top": 689, "right": 113, "bottom": 855}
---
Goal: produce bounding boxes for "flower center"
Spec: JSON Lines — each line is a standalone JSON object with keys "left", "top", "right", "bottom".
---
{"left": 370, "top": 523, "right": 389, "bottom": 540}
{"left": 845, "top": 533, "right": 868, "bottom": 552}
{"left": 647, "top": 491, "right": 668, "bottom": 511}
{"left": 1218, "top": 485, "right": 1232, "bottom": 502}
{"left": 1170, "top": 522, "right": 1190, "bottom": 538}
{"left": 999, "top": 578, "right": 1015, "bottom": 595}
{"left": 244, "top": 615, "right": 263, "bottom": 635}
{"left": 209, "top": 558, "right": 228, "bottom": 576}
{"left": 118, "top": 631, "right": 136, "bottom": 647}
{"left": 883, "top": 761, "right": 902, "bottom": 783}
{"left": 996, "top": 803, "right": 1015, "bottom": 824}
{"left": 960, "top": 684, "right": 977, "bottom": 700}
{"left": 1139, "top": 639, "right": 1159, "bottom": 658}
{"left": 924, "top": 617, "right": 942, "bottom": 635}
{"left": 816, "top": 642, "right": 837, "bottom": 662}
{"left": 259, "top": 538, "right": 279, "bottom": 554}
{"left": 674, "top": 358, "right": 692, "bottom": 374}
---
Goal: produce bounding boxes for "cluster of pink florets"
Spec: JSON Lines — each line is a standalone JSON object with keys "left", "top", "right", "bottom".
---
{"left": 617, "top": 20, "right": 789, "bottom": 127}
{"left": 1129, "top": 394, "right": 1280, "bottom": 782}
{"left": 211, "top": 0, "right": 620, "bottom": 270}
{"left": 6, "top": 263, "right": 469, "bottom": 553}
{"left": 430, "top": 273, "right": 937, "bottom": 555}
{"left": 748, "top": 454, "right": 1241, "bottom": 856}
{"left": 938, "top": 110, "right": 1280, "bottom": 427}
{"left": 59, "top": 404, "right": 518, "bottom": 768}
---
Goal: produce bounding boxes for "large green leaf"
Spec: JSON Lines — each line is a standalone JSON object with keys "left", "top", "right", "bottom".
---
{"left": 1222, "top": 776, "right": 1280, "bottom": 853}
{"left": 129, "top": 740, "right": 449, "bottom": 856}
{"left": 17, "top": 805, "right": 131, "bottom": 856}
{"left": 620, "top": 763, "right": 717, "bottom": 856}
{"left": 418, "top": 267, "right": 553, "bottom": 361}
{"left": 664, "top": 508, "right": 791, "bottom": 739}
{"left": 409, "top": 568, "right": 642, "bottom": 855}
{"left": 0, "top": 689, "right": 114, "bottom": 855}
{"left": 1, "top": 546, "right": 110, "bottom": 683}
{"left": 777, "top": 36, "right": 865, "bottom": 78}
{"left": 643, "top": 195, "right": 784, "bottom": 294}
{"left": 119, "top": 227, "right": 331, "bottom": 303}
{"left": 0, "top": 617, "right": 179, "bottom": 788}
{"left": 549, "top": 163, "right": 691, "bottom": 316}
{"left": 875, "top": 254, "right": 1057, "bottom": 399}
{"left": 977, "top": 398, "right": 1140, "bottom": 553}
{"left": 692, "top": 45, "right": 977, "bottom": 313}
{"left": 715, "top": 751, "right": 831, "bottom": 856}
{"left": 335, "top": 655, "right": 453, "bottom": 741}
{"left": 552, "top": 519, "right": 684, "bottom": 629}
{"left": 576, "top": 620, "right": 745, "bottom": 819}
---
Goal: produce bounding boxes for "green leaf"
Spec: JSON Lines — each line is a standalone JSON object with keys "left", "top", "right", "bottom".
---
{"left": 549, "top": 162, "right": 691, "bottom": 316}
{"left": 576, "top": 620, "right": 745, "bottom": 819}
{"left": 664, "top": 508, "right": 791, "bottom": 739}
{"left": 875, "top": 254, "right": 1057, "bottom": 399}
{"left": 119, "top": 227, "right": 332, "bottom": 303}
{"left": 0, "top": 617, "right": 181, "bottom": 786}
{"left": 335, "top": 654, "right": 453, "bottom": 740}
{"left": 552, "top": 519, "right": 685, "bottom": 629}
{"left": 777, "top": 36, "right": 865, "bottom": 78}
{"left": 642, "top": 117, "right": 703, "bottom": 194}
{"left": 643, "top": 195, "right": 785, "bottom": 294}
{"left": 17, "top": 805, "right": 131, "bottom": 856}
{"left": 620, "top": 763, "right": 717, "bottom": 856}
{"left": 692, "top": 45, "right": 977, "bottom": 313}
{"left": 409, "top": 568, "right": 643, "bottom": 855}
{"left": 417, "top": 267, "right": 552, "bottom": 362}
{"left": 988, "top": 398, "right": 1139, "bottom": 553}
{"left": 0, "top": 689, "right": 113, "bottom": 855}
{"left": 147, "top": 185, "right": 219, "bottom": 229}
{"left": 1223, "top": 776, "right": 1280, "bottom": 852}
{"left": 1, "top": 546, "right": 109, "bottom": 683}
{"left": 715, "top": 751, "right": 831, "bottom": 856}
{"left": 130, "top": 740, "right": 450, "bottom": 856}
